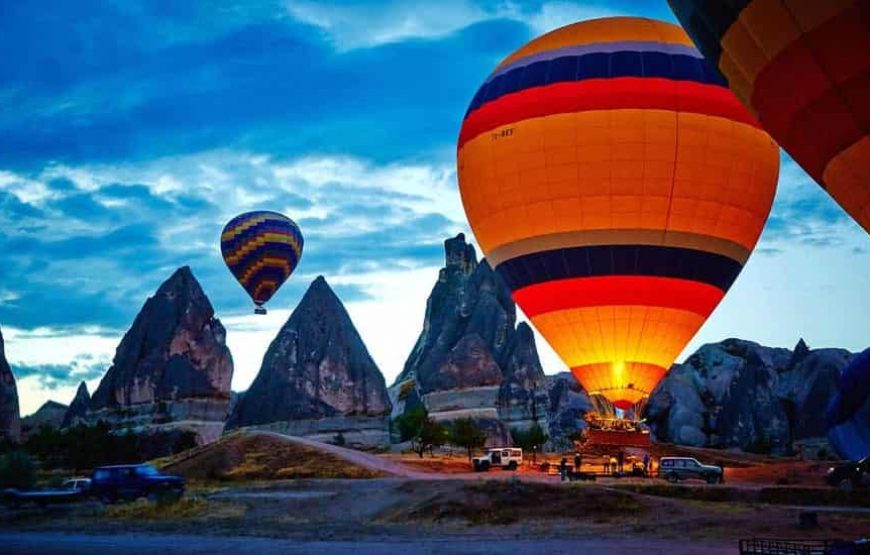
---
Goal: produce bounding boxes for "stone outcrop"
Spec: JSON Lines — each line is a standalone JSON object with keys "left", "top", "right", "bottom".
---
{"left": 62, "top": 381, "right": 90, "bottom": 428}
{"left": 545, "top": 372, "right": 595, "bottom": 449}
{"left": 20, "top": 401, "right": 68, "bottom": 438}
{"left": 0, "top": 326, "right": 20, "bottom": 443}
{"left": 390, "top": 234, "right": 551, "bottom": 447}
{"left": 89, "top": 266, "right": 233, "bottom": 443}
{"left": 645, "top": 338, "right": 852, "bottom": 455}
{"left": 227, "top": 276, "right": 392, "bottom": 447}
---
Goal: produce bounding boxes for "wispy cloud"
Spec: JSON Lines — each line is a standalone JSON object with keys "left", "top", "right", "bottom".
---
{"left": 284, "top": 1, "right": 630, "bottom": 51}
{"left": 758, "top": 155, "right": 867, "bottom": 252}
{"left": 0, "top": 150, "right": 465, "bottom": 332}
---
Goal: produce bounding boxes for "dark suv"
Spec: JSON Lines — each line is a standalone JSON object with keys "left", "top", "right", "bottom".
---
{"left": 825, "top": 455, "right": 870, "bottom": 492}
{"left": 91, "top": 464, "right": 184, "bottom": 504}
{"left": 658, "top": 457, "right": 723, "bottom": 484}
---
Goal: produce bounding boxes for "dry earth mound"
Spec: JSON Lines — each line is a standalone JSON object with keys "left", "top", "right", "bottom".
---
{"left": 160, "top": 431, "right": 384, "bottom": 481}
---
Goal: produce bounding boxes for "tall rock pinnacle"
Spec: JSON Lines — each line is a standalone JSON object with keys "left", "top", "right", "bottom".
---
{"left": 227, "top": 275, "right": 391, "bottom": 429}
{"left": 90, "top": 266, "right": 233, "bottom": 427}
{"left": 0, "top": 326, "right": 21, "bottom": 443}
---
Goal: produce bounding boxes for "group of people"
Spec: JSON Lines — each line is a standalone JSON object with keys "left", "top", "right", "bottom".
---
{"left": 558, "top": 450, "right": 652, "bottom": 481}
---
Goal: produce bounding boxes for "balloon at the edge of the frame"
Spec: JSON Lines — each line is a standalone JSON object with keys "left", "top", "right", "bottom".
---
{"left": 667, "top": 0, "right": 870, "bottom": 235}
{"left": 827, "top": 347, "right": 870, "bottom": 461}
{"left": 220, "top": 210, "right": 304, "bottom": 313}
{"left": 456, "top": 16, "right": 780, "bottom": 411}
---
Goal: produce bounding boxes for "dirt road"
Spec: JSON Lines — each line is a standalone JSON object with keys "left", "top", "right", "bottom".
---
{"left": 0, "top": 532, "right": 737, "bottom": 554}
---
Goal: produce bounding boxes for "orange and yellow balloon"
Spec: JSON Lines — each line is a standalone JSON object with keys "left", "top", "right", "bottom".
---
{"left": 668, "top": 0, "right": 870, "bottom": 234}
{"left": 457, "top": 17, "right": 780, "bottom": 410}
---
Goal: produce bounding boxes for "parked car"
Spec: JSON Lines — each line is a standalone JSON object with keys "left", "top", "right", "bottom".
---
{"left": 825, "top": 455, "right": 870, "bottom": 492}
{"left": 61, "top": 478, "right": 91, "bottom": 493}
{"left": 658, "top": 457, "right": 723, "bottom": 484}
{"left": 90, "top": 464, "right": 184, "bottom": 504}
{"left": 472, "top": 448, "right": 523, "bottom": 471}
{"left": 1, "top": 477, "right": 92, "bottom": 508}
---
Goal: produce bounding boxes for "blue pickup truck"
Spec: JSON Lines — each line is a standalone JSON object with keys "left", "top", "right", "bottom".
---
{"left": 91, "top": 464, "right": 185, "bottom": 504}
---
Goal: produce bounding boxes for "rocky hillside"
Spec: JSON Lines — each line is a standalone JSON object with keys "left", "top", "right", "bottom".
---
{"left": 227, "top": 276, "right": 392, "bottom": 447}
{"left": 390, "top": 234, "right": 552, "bottom": 446}
{"left": 0, "top": 326, "right": 20, "bottom": 443}
{"left": 89, "top": 266, "right": 233, "bottom": 442}
{"left": 62, "top": 381, "right": 90, "bottom": 428}
{"left": 645, "top": 338, "right": 852, "bottom": 455}
{"left": 20, "top": 400, "right": 67, "bottom": 438}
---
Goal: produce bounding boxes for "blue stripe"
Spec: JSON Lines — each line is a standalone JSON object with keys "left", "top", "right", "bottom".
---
{"left": 495, "top": 244, "right": 742, "bottom": 292}
{"left": 489, "top": 40, "right": 704, "bottom": 83}
{"left": 465, "top": 50, "right": 727, "bottom": 118}
{"left": 228, "top": 241, "right": 300, "bottom": 278}
{"left": 245, "top": 265, "right": 292, "bottom": 302}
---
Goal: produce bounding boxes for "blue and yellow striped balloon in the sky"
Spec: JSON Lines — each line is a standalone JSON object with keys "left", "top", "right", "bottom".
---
{"left": 220, "top": 211, "right": 303, "bottom": 314}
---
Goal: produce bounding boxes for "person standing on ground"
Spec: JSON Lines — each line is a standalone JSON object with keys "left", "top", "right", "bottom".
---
{"left": 559, "top": 457, "right": 568, "bottom": 482}
{"left": 609, "top": 454, "right": 618, "bottom": 475}
{"left": 574, "top": 452, "right": 582, "bottom": 474}
{"left": 617, "top": 451, "right": 625, "bottom": 474}
{"left": 643, "top": 453, "right": 650, "bottom": 476}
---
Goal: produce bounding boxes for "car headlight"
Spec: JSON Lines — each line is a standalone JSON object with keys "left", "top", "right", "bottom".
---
{"left": 827, "top": 467, "right": 835, "bottom": 474}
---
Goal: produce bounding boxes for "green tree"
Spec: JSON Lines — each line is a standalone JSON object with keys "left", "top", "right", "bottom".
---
{"left": 450, "top": 418, "right": 487, "bottom": 461}
{"left": 417, "top": 417, "right": 448, "bottom": 458}
{"left": 511, "top": 423, "right": 549, "bottom": 463}
{"left": 0, "top": 451, "right": 37, "bottom": 489}
{"left": 393, "top": 406, "right": 447, "bottom": 458}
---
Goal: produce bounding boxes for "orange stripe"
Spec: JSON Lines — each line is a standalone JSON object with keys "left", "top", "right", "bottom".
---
{"left": 514, "top": 276, "right": 723, "bottom": 318}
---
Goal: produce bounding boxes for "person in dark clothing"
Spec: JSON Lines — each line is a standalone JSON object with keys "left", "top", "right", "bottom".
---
{"left": 617, "top": 451, "right": 625, "bottom": 474}
{"left": 559, "top": 457, "right": 568, "bottom": 482}
{"left": 643, "top": 454, "right": 651, "bottom": 476}
{"left": 574, "top": 452, "right": 582, "bottom": 474}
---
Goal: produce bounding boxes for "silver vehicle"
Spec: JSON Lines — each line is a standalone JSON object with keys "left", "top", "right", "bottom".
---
{"left": 658, "top": 457, "right": 723, "bottom": 484}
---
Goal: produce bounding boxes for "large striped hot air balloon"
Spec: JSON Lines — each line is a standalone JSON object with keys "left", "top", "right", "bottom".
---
{"left": 220, "top": 211, "right": 303, "bottom": 314}
{"left": 668, "top": 0, "right": 870, "bottom": 234}
{"left": 457, "top": 17, "right": 780, "bottom": 411}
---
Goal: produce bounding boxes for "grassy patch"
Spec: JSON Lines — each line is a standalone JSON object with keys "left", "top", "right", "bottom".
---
{"left": 105, "top": 498, "right": 209, "bottom": 520}
{"left": 395, "top": 480, "right": 644, "bottom": 525}
{"left": 104, "top": 497, "right": 247, "bottom": 521}
{"left": 612, "top": 482, "right": 870, "bottom": 508}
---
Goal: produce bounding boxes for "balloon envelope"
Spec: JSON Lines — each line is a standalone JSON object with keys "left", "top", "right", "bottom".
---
{"left": 220, "top": 211, "right": 303, "bottom": 309}
{"left": 457, "top": 17, "right": 779, "bottom": 410}
{"left": 668, "top": 0, "right": 870, "bottom": 234}
{"left": 828, "top": 347, "right": 870, "bottom": 461}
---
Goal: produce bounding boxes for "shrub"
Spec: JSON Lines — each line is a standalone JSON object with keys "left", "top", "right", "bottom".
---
{"left": 0, "top": 451, "right": 37, "bottom": 489}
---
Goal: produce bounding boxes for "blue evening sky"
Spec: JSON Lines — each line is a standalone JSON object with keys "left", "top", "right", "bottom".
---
{"left": 2, "top": 1, "right": 868, "bottom": 415}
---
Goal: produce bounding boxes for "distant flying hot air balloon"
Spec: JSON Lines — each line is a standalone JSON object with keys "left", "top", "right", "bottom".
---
{"left": 457, "top": 17, "right": 780, "bottom": 412}
{"left": 220, "top": 211, "right": 303, "bottom": 314}
{"left": 668, "top": 0, "right": 870, "bottom": 234}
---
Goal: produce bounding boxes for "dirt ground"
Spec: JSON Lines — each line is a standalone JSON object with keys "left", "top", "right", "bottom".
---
{"left": 3, "top": 478, "right": 869, "bottom": 546}
{"left": 5, "top": 433, "right": 867, "bottom": 551}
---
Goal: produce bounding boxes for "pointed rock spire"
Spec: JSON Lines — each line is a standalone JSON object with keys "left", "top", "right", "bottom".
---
{"left": 227, "top": 275, "right": 391, "bottom": 428}
{"left": 62, "top": 381, "right": 91, "bottom": 428}
{"left": 89, "top": 266, "right": 233, "bottom": 420}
